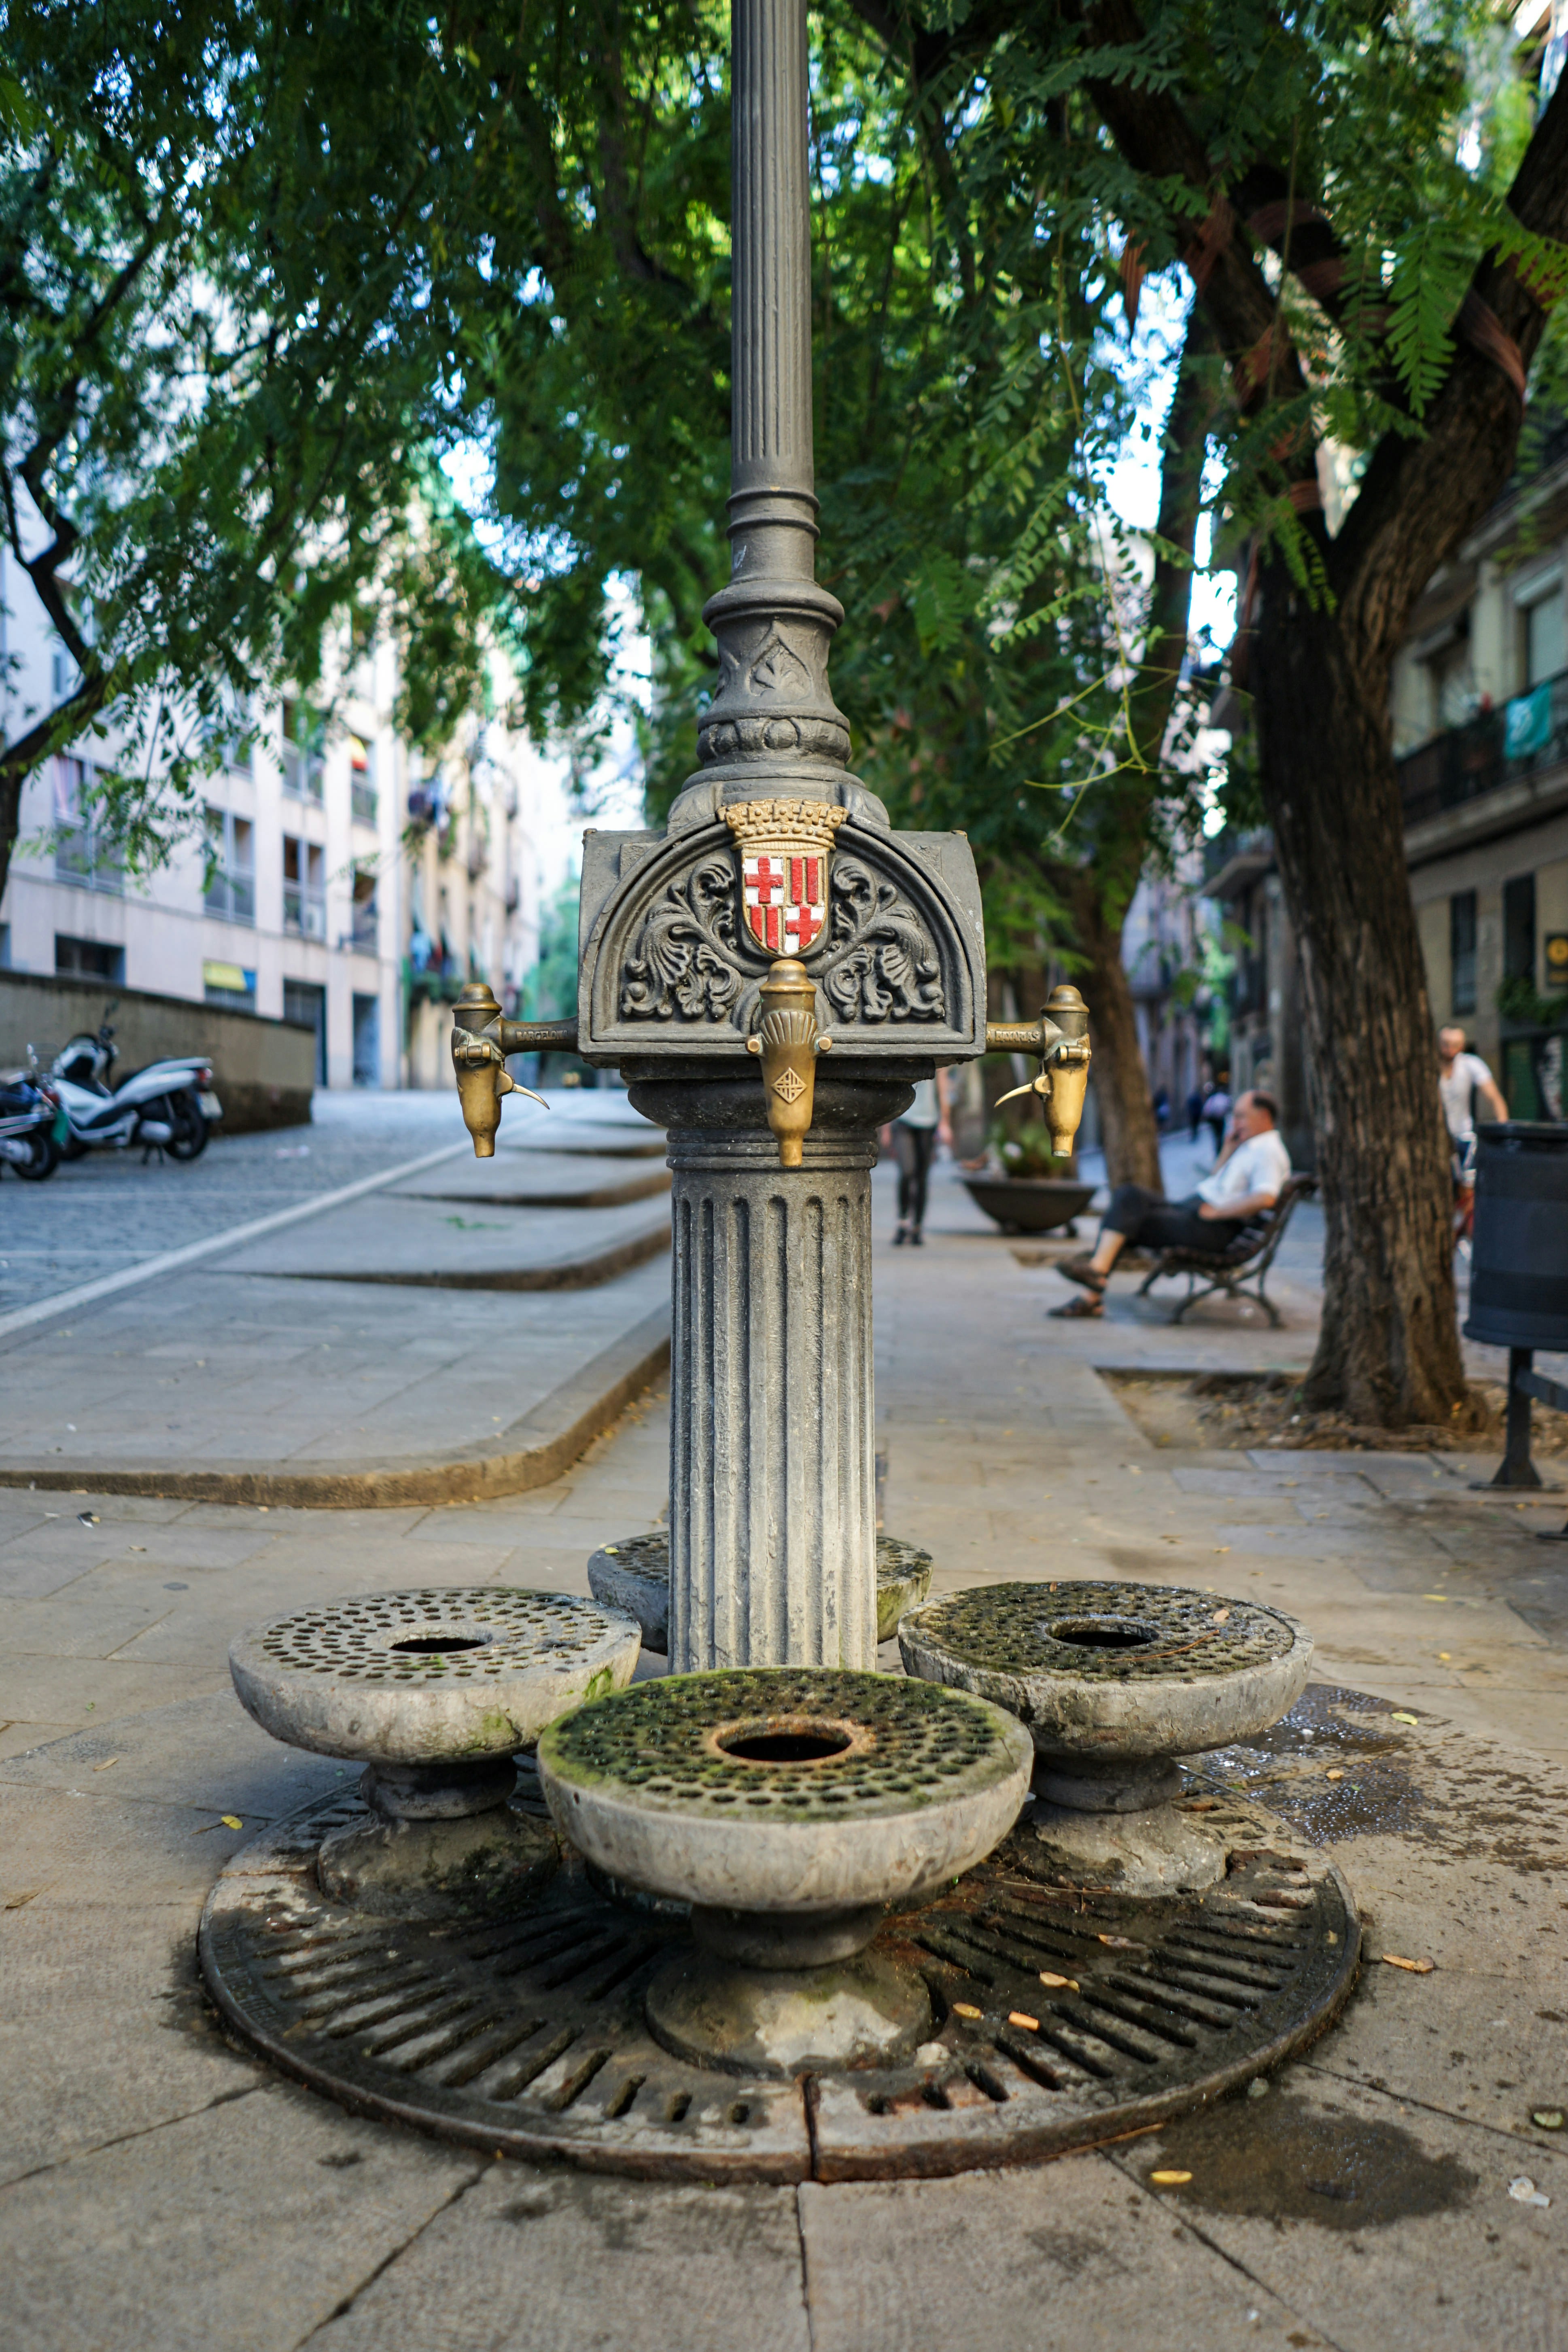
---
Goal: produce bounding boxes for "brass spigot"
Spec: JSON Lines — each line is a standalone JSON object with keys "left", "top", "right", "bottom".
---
{"left": 450, "top": 982, "right": 575, "bottom": 1157}
{"left": 747, "top": 957, "right": 832, "bottom": 1169}
{"left": 985, "top": 983, "right": 1093, "bottom": 1158}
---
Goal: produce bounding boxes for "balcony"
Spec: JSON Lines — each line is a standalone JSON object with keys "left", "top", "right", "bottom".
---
{"left": 1398, "top": 666, "right": 1568, "bottom": 827}
{"left": 351, "top": 779, "right": 380, "bottom": 827}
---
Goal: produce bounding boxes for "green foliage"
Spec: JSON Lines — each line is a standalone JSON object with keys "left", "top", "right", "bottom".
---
{"left": 524, "top": 870, "right": 584, "bottom": 1022}
{"left": 0, "top": 0, "right": 507, "bottom": 885}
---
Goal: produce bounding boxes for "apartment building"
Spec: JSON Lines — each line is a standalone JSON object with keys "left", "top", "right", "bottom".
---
{"left": 0, "top": 567, "right": 545, "bottom": 1084}
{"left": 1392, "top": 426, "right": 1568, "bottom": 1118}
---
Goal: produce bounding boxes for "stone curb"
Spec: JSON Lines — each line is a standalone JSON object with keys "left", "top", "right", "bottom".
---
{"left": 234, "top": 1219, "right": 670, "bottom": 1295}
{"left": 0, "top": 1306, "right": 671, "bottom": 1510}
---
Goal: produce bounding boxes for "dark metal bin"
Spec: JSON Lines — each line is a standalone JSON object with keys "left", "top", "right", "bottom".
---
{"left": 1464, "top": 1121, "right": 1568, "bottom": 1353}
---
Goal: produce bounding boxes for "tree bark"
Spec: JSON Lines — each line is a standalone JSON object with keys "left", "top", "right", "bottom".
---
{"left": 1250, "top": 585, "right": 1461, "bottom": 1422}
{"left": 1066, "top": 868, "right": 1163, "bottom": 1190}
{"left": 1078, "top": 7, "right": 1568, "bottom": 1423}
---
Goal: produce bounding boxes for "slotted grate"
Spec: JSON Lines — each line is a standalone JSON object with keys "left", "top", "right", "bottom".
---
{"left": 200, "top": 1778, "right": 1358, "bottom": 2181}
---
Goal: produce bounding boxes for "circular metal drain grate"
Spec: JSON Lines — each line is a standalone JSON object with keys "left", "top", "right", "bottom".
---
{"left": 200, "top": 1772, "right": 1358, "bottom": 2181}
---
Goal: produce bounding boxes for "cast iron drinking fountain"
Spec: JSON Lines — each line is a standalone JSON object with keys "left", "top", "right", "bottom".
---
{"left": 200, "top": 0, "right": 1358, "bottom": 2180}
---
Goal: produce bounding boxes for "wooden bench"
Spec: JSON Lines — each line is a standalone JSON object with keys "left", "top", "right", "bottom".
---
{"left": 1135, "top": 1174, "right": 1318, "bottom": 1328}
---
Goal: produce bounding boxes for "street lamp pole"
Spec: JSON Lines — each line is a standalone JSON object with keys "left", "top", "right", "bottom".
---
{"left": 452, "top": 0, "right": 1089, "bottom": 1675}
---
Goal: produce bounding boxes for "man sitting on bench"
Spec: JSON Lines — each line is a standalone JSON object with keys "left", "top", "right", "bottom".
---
{"left": 1049, "top": 1089, "right": 1291, "bottom": 1320}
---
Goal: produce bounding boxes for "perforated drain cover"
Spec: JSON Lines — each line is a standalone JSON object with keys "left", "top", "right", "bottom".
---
{"left": 200, "top": 1773, "right": 1358, "bottom": 2181}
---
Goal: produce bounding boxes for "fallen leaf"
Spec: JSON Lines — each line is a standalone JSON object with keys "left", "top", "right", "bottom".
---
{"left": 1214, "top": 1546, "right": 1231, "bottom": 1555}
{"left": 1007, "top": 2011, "right": 1040, "bottom": 2032}
{"left": 1381, "top": 1952, "right": 1435, "bottom": 1974}
{"left": 129, "top": 1545, "right": 146, "bottom": 1553}
{"left": 77, "top": 1511, "right": 98, "bottom": 1525}
{"left": 3, "top": 1888, "right": 42, "bottom": 1909}
{"left": 1421, "top": 1594, "right": 1447, "bottom": 1603}
{"left": 1438, "top": 1652, "right": 1451, "bottom": 1662}
{"left": 1177, "top": 1797, "right": 1219, "bottom": 1813}
{"left": 1532, "top": 2110, "right": 1565, "bottom": 2131}
{"left": 220, "top": 1814, "right": 243, "bottom": 1830}
{"left": 952, "top": 2002, "right": 983, "bottom": 2020}
{"left": 1390, "top": 1712, "right": 1420, "bottom": 1726}
{"left": 1150, "top": 2170, "right": 1192, "bottom": 2186}
{"left": 1326, "top": 1768, "right": 1346, "bottom": 1781}
{"left": 1212, "top": 1608, "right": 1231, "bottom": 1625}
{"left": 1039, "top": 1972, "right": 1079, "bottom": 1991}
{"left": 1098, "top": 1933, "right": 1139, "bottom": 1950}
{"left": 91, "top": 1758, "right": 119, "bottom": 1772}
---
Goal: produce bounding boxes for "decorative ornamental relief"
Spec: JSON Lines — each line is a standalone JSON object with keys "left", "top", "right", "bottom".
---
{"left": 618, "top": 822, "right": 945, "bottom": 1027}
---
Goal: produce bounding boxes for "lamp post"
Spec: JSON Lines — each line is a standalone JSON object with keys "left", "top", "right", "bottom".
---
{"left": 452, "top": 0, "right": 1089, "bottom": 1675}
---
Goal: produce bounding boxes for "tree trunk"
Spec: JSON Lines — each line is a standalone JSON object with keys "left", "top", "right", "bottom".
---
{"left": 1252, "top": 577, "right": 1463, "bottom": 1425}
{"left": 1067, "top": 870, "right": 1163, "bottom": 1191}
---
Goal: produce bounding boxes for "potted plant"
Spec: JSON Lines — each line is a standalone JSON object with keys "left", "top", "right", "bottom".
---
{"left": 960, "top": 1117, "right": 1096, "bottom": 1235}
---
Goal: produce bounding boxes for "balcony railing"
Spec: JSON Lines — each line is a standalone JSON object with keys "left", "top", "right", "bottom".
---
{"left": 281, "top": 743, "right": 325, "bottom": 801}
{"left": 284, "top": 884, "right": 327, "bottom": 940}
{"left": 1398, "top": 666, "right": 1568, "bottom": 826}
{"left": 350, "top": 904, "right": 378, "bottom": 953}
{"left": 55, "top": 825, "right": 124, "bottom": 896}
{"left": 351, "top": 779, "right": 379, "bottom": 826}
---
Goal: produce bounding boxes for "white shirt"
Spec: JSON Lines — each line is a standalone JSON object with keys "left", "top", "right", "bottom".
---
{"left": 1196, "top": 1129, "right": 1291, "bottom": 1211}
{"left": 1438, "top": 1051, "right": 1495, "bottom": 1143}
{"left": 899, "top": 1079, "right": 941, "bottom": 1130}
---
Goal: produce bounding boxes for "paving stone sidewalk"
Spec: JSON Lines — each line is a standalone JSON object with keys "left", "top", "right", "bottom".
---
{"left": 0, "top": 1088, "right": 671, "bottom": 1503}
{"left": 0, "top": 1153, "right": 1564, "bottom": 2350}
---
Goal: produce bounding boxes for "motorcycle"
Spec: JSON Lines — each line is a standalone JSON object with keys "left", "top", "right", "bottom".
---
{"left": 0, "top": 1065, "right": 65, "bottom": 1179}
{"left": 47, "top": 1001, "right": 223, "bottom": 1161}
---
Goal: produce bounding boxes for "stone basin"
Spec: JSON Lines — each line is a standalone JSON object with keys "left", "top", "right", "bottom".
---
{"left": 587, "top": 1533, "right": 933, "bottom": 1652}
{"left": 228, "top": 1587, "right": 641, "bottom": 1918}
{"left": 899, "top": 1580, "right": 1312, "bottom": 1893}
{"left": 537, "top": 1667, "right": 1032, "bottom": 2073}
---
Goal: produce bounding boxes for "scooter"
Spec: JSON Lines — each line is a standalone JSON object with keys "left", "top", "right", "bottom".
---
{"left": 47, "top": 1002, "right": 222, "bottom": 1161}
{"left": 0, "top": 1066, "right": 64, "bottom": 1179}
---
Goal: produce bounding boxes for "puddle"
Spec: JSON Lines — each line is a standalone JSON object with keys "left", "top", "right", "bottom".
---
{"left": 1195, "top": 1685, "right": 1428, "bottom": 1845}
{"left": 1139, "top": 2087, "right": 1477, "bottom": 2229}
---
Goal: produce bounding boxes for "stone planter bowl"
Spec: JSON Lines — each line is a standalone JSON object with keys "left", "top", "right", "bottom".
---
{"left": 961, "top": 1175, "right": 1095, "bottom": 1235}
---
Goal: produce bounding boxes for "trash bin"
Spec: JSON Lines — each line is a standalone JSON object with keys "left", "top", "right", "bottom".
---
{"left": 1464, "top": 1121, "right": 1568, "bottom": 1352}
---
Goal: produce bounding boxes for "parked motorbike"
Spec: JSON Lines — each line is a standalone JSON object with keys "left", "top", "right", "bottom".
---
{"left": 0, "top": 1066, "right": 64, "bottom": 1179}
{"left": 47, "top": 1002, "right": 222, "bottom": 1161}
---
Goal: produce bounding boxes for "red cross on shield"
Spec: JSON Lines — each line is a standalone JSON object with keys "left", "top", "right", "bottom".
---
{"left": 743, "top": 850, "right": 825, "bottom": 956}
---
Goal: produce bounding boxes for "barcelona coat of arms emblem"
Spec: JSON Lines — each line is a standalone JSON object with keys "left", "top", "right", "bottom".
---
{"left": 722, "top": 798, "right": 847, "bottom": 961}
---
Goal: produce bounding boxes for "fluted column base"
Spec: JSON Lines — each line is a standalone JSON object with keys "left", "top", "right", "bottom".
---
{"left": 628, "top": 1070, "right": 910, "bottom": 1673}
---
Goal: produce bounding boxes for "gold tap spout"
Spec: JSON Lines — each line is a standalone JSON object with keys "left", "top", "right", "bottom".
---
{"left": 747, "top": 957, "right": 831, "bottom": 1169}
{"left": 986, "top": 984, "right": 1092, "bottom": 1158}
{"left": 450, "top": 982, "right": 574, "bottom": 1157}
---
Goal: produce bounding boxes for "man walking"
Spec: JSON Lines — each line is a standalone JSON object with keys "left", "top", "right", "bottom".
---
{"left": 1437, "top": 1026, "right": 1507, "bottom": 1146}
{"left": 1048, "top": 1089, "right": 1290, "bottom": 1319}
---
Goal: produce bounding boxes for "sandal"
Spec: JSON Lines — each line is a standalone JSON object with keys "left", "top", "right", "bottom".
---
{"left": 1048, "top": 1293, "right": 1104, "bottom": 1319}
{"left": 1056, "top": 1254, "right": 1106, "bottom": 1293}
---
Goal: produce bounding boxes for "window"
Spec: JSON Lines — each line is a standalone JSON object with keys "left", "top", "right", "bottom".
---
{"left": 1504, "top": 873, "right": 1537, "bottom": 988}
{"left": 55, "top": 934, "right": 123, "bottom": 983}
{"left": 282, "top": 835, "right": 326, "bottom": 938}
{"left": 284, "top": 980, "right": 327, "bottom": 1085}
{"left": 0, "top": 923, "right": 10, "bottom": 969}
{"left": 1426, "top": 636, "right": 1475, "bottom": 732}
{"left": 349, "top": 735, "right": 378, "bottom": 827}
{"left": 52, "top": 758, "right": 123, "bottom": 894}
{"left": 1450, "top": 890, "right": 1478, "bottom": 1017}
{"left": 280, "top": 699, "right": 325, "bottom": 801}
{"left": 204, "top": 806, "right": 255, "bottom": 925}
{"left": 350, "top": 867, "right": 378, "bottom": 954}
{"left": 203, "top": 959, "right": 255, "bottom": 1011}
{"left": 1519, "top": 575, "right": 1566, "bottom": 688}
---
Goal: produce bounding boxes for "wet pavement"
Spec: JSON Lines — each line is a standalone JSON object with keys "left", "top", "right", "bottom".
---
{"left": 0, "top": 1148, "right": 1565, "bottom": 2348}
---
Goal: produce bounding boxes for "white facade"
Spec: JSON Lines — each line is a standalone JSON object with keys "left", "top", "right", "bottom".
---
{"left": 0, "top": 549, "right": 547, "bottom": 1086}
